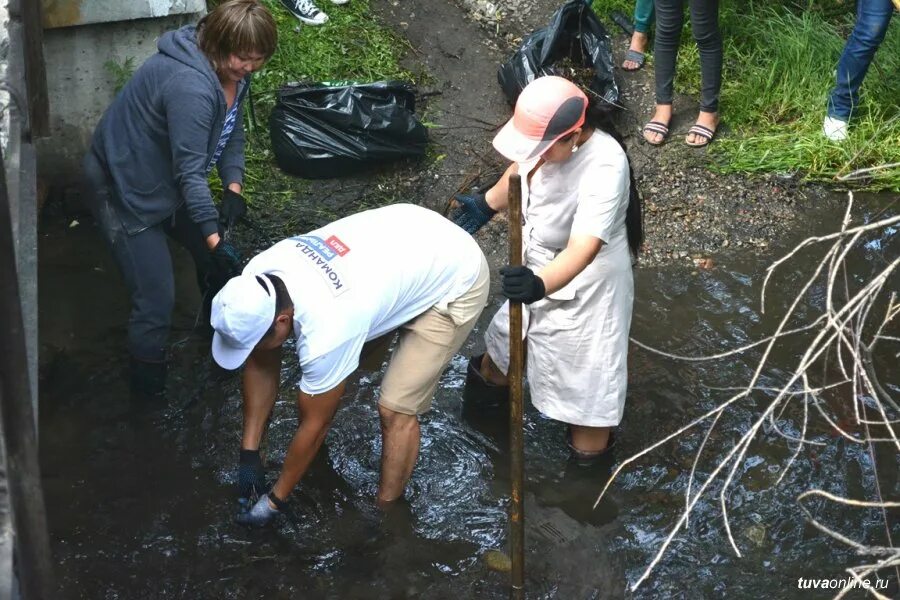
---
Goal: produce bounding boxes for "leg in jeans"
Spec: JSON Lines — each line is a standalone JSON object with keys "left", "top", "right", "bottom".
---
{"left": 164, "top": 204, "right": 213, "bottom": 289}
{"left": 827, "top": 0, "right": 894, "bottom": 122}
{"left": 690, "top": 0, "right": 722, "bottom": 113}
{"left": 633, "top": 0, "right": 655, "bottom": 33}
{"left": 686, "top": 0, "right": 722, "bottom": 144}
{"left": 163, "top": 204, "right": 217, "bottom": 321}
{"left": 653, "top": 0, "right": 684, "bottom": 107}
{"left": 644, "top": 0, "right": 684, "bottom": 142}
{"left": 82, "top": 151, "right": 176, "bottom": 364}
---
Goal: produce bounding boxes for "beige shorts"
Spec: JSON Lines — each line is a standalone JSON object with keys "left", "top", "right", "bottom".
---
{"left": 379, "top": 253, "right": 490, "bottom": 415}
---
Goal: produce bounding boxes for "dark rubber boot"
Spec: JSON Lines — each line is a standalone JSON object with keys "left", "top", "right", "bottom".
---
{"left": 129, "top": 356, "right": 167, "bottom": 399}
{"left": 461, "top": 354, "right": 510, "bottom": 449}
{"left": 566, "top": 428, "right": 616, "bottom": 467}
{"left": 462, "top": 354, "right": 509, "bottom": 409}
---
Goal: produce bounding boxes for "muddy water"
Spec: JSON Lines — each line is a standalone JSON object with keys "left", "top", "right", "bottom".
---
{"left": 39, "top": 194, "right": 898, "bottom": 599}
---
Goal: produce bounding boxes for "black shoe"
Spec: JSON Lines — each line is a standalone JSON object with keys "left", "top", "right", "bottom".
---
{"left": 129, "top": 356, "right": 167, "bottom": 399}
{"left": 279, "top": 0, "right": 328, "bottom": 25}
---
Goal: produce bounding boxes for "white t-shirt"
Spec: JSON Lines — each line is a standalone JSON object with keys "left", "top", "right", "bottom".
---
{"left": 520, "top": 129, "right": 629, "bottom": 251}
{"left": 242, "top": 203, "right": 483, "bottom": 394}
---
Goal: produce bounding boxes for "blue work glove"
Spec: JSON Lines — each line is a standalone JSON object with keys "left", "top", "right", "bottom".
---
{"left": 238, "top": 449, "right": 268, "bottom": 501}
{"left": 451, "top": 192, "right": 496, "bottom": 234}
{"left": 500, "top": 265, "right": 545, "bottom": 304}
{"left": 211, "top": 239, "right": 242, "bottom": 278}
{"left": 236, "top": 492, "right": 285, "bottom": 527}
{"left": 219, "top": 189, "right": 248, "bottom": 230}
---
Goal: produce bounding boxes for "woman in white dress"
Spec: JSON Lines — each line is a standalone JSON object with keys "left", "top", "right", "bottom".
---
{"left": 452, "top": 76, "right": 643, "bottom": 462}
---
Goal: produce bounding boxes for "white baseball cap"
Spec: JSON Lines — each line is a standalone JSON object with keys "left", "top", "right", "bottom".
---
{"left": 211, "top": 273, "right": 278, "bottom": 370}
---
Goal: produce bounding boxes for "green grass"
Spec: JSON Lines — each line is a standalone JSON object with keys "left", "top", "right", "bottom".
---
{"left": 251, "top": 0, "right": 415, "bottom": 110}
{"left": 214, "top": 0, "right": 414, "bottom": 207}
{"left": 591, "top": 0, "right": 900, "bottom": 191}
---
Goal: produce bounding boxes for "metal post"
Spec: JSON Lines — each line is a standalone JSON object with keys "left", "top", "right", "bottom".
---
{"left": 507, "top": 173, "right": 525, "bottom": 600}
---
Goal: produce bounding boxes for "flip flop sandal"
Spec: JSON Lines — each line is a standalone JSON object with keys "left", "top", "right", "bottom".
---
{"left": 642, "top": 120, "right": 670, "bottom": 146}
{"left": 622, "top": 49, "right": 646, "bottom": 72}
{"left": 686, "top": 123, "right": 717, "bottom": 147}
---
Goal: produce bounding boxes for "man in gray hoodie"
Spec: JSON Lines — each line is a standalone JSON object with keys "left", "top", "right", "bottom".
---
{"left": 82, "top": 0, "right": 277, "bottom": 397}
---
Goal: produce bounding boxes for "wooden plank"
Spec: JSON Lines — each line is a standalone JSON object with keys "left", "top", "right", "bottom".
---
{"left": 10, "top": 0, "right": 50, "bottom": 138}
{"left": 0, "top": 143, "right": 54, "bottom": 600}
{"left": 506, "top": 173, "right": 525, "bottom": 600}
{"left": 0, "top": 395, "right": 15, "bottom": 600}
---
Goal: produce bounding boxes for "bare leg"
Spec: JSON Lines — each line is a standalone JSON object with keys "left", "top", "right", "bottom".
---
{"left": 479, "top": 352, "right": 510, "bottom": 386}
{"left": 377, "top": 405, "right": 420, "bottom": 504}
{"left": 570, "top": 425, "right": 611, "bottom": 453}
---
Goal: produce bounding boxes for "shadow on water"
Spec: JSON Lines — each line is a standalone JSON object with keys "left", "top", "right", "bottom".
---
{"left": 40, "top": 193, "right": 898, "bottom": 599}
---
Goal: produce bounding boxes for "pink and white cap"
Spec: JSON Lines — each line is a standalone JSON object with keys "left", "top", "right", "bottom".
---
{"left": 492, "top": 76, "right": 588, "bottom": 162}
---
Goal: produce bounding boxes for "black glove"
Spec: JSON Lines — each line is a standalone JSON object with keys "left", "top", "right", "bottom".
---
{"left": 238, "top": 449, "right": 268, "bottom": 501}
{"left": 236, "top": 493, "right": 284, "bottom": 527}
{"left": 211, "top": 239, "right": 242, "bottom": 278}
{"left": 500, "top": 265, "right": 546, "bottom": 304}
{"left": 219, "top": 189, "right": 248, "bottom": 230}
{"left": 451, "top": 192, "right": 496, "bottom": 235}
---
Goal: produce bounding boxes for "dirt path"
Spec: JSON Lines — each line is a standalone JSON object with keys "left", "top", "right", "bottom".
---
{"left": 368, "top": 0, "right": 508, "bottom": 234}
{"left": 382, "top": 0, "right": 838, "bottom": 267}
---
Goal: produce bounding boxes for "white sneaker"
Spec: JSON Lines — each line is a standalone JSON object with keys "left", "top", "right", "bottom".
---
{"left": 823, "top": 116, "right": 848, "bottom": 142}
{"left": 280, "top": 0, "right": 329, "bottom": 25}
{"left": 330, "top": 0, "right": 350, "bottom": 5}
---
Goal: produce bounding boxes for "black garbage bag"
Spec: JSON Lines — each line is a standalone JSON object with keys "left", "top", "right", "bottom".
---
{"left": 497, "top": 0, "right": 618, "bottom": 106}
{"left": 269, "top": 81, "right": 429, "bottom": 179}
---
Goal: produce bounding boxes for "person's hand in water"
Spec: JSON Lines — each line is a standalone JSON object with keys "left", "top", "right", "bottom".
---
{"left": 236, "top": 493, "right": 285, "bottom": 527}
{"left": 238, "top": 449, "right": 268, "bottom": 502}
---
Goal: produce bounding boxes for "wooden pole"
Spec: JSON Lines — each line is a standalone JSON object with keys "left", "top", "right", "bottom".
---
{"left": 9, "top": 0, "right": 50, "bottom": 138}
{"left": 507, "top": 174, "right": 525, "bottom": 600}
{"left": 0, "top": 140, "right": 55, "bottom": 599}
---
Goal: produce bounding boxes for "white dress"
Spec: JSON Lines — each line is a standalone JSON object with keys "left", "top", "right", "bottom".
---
{"left": 484, "top": 131, "right": 634, "bottom": 427}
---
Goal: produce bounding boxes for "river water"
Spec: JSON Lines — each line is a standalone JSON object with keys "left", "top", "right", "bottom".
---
{"left": 39, "top": 194, "right": 898, "bottom": 598}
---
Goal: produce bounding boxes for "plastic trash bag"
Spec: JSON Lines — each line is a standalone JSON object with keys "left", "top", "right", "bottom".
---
{"left": 497, "top": 0, "right": 618, "bottom": 106}
{"left": 269, "top": 81, "right": 429, "bottom": 179}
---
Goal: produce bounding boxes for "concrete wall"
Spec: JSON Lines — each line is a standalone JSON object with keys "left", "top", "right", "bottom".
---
{"left": 37, "top": 1, "right": 206, "bottom": 186}
{"left": 1, "top": 3, "right": 8, "bottom": 154}
{"left": 43, "top": 0, "right": 206, "bottom": 28}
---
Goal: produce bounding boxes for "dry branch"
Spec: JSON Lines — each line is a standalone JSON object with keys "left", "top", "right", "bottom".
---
{"left": 606, "top": 193, "right": 900, "bottom": 593}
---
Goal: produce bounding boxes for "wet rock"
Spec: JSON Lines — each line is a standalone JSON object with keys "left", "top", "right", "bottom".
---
{"left": 483, "top": 549, "right": 512, "bottom": 572}
{"left": 744, "top": 524, "right": 767, "bottom": 548}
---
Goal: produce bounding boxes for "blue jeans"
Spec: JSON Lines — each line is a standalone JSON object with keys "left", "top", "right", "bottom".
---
{"left": 827, "top": 0, "right": 894, "bottom": 121}
{"left": 654, "top": 0, "right": 722, "bottom": 112}
{"left": 83, "top": 150, "right": 214, "bottom": 362}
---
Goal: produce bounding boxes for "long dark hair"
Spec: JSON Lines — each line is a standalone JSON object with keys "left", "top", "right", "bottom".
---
{"left": 584, "top": 99, "right": 644, "bottom": 258}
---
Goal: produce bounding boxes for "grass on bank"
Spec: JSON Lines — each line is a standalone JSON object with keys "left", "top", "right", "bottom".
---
{"left": 210, "top": 0, "right": 413, "bottom": 206}
{"left": 591, "top": 0, "right": 900, "bottom": 191}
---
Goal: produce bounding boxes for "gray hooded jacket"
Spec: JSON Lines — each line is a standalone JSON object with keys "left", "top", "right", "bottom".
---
{"left": 90, "top": 25, "right": 248, "bottom": 237}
